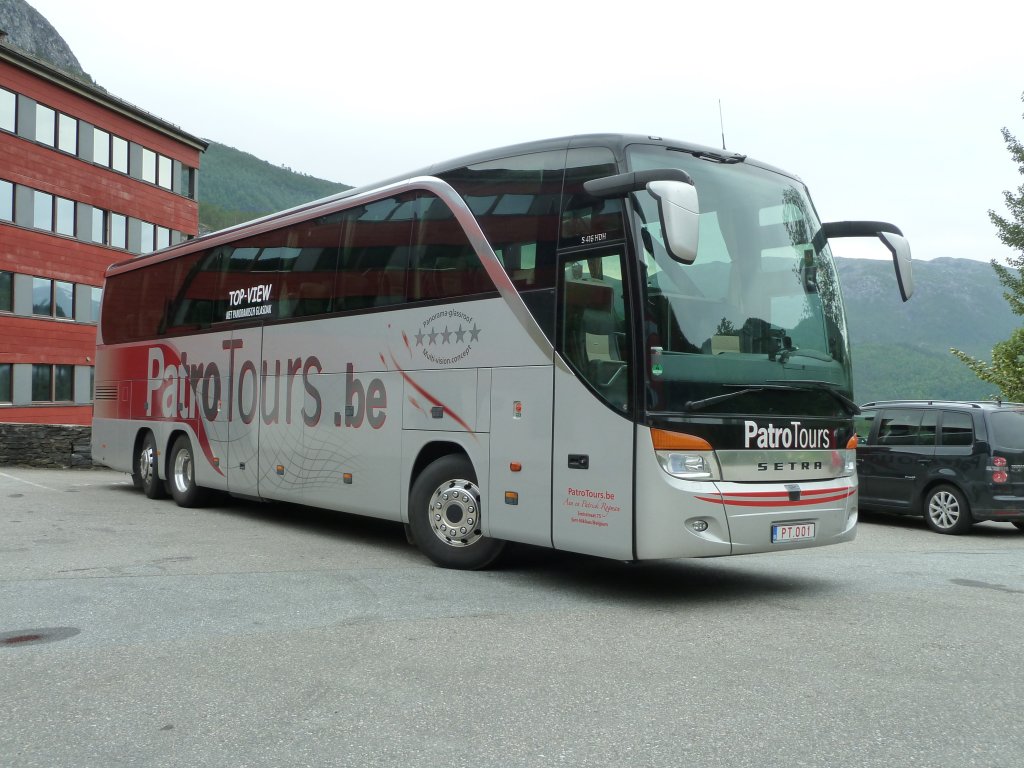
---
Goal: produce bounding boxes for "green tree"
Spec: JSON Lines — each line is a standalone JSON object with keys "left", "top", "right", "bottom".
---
{"left": 952, "top": 92, "right": 1024, "bottom": 400}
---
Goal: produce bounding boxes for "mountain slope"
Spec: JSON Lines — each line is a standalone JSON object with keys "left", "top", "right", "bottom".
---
{"left": 836, "top": 256, "right": 1016, "bottom": 402}
{"left": 197, "top": 141, "right": 351, "bottom": 232}
{"left": 0, "top": 0, "right": 90, "bottom": 81}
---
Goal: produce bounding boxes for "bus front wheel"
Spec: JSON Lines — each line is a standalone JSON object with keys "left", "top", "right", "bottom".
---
{"left": 167, "top": 435, "right": 210, "bottom": 508}
{"left": 409, "top": 455, "right": 505, "bottom": 570}
{"left": 135, "top": 431, "right": 167, "bottom": 500}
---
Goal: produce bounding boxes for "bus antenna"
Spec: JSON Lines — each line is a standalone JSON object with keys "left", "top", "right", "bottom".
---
{"left": 719, "top": 99, "right": 727, "bottom": 150}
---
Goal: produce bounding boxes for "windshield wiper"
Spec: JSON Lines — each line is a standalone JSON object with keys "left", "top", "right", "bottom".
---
{"left": 684, "top": 381, "right": 859, "bottom": 415}
{"left": 684, "top": 385, "right": 787, "bottom": 412}
{"left": 767, "top": 379, "right": 860, "bottom": 415}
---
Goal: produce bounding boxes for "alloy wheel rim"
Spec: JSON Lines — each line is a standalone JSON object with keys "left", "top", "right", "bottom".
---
{"left": 427, "top": 478, "right": 482, "bottom": 547}
{"left": 928, "top": 491, "right": 960, "bottom": 529}
{"left": 173, "top": 449, "right": 192, "bottom": 494}
{"left": 139, "top": 446, "right": 154, "bottom": 485}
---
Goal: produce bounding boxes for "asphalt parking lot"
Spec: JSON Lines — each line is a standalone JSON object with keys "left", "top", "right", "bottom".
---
{"left": 2, "top": 467, "right": 1023, "bottom": 768}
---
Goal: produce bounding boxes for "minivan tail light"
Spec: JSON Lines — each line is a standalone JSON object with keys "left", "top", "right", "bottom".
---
{"left": 988, "top": 455, "right": 1009, "bottom": 484}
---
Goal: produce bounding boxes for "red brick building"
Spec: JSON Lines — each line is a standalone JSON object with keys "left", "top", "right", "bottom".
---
{"left": 1, "top": 41, "right": 206, "bottom": 425}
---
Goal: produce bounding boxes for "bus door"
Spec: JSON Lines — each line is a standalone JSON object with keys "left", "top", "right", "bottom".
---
{"left": 551, "top": 249, "right": 635, "bottom": 559}
{"left": 224, "top": 326, "right": 263, "bottom": 496}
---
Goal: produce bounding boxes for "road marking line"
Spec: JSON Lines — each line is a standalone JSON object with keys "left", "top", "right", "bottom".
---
{"left": 0, "top": 471, "right": 58, "bottom": 491}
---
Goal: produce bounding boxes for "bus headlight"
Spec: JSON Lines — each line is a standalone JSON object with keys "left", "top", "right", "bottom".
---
{"left": 656, "top": 450, "right": 721, "bottom": 480}
{"left": 651, "top": 429, "right": 721, "bottom": 481}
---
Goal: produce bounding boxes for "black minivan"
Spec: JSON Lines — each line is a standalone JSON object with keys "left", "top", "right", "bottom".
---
{"left": 855, "top": 400, "right": 1024, "bottom": 534}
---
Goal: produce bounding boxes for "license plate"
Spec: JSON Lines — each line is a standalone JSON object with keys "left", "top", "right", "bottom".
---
{"left": 772, "top": 522, "right": 816, "bottom": 543}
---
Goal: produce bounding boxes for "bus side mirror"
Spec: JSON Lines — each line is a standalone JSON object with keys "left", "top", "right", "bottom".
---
{"left": 820, "top": 220, "right": 914, "bottom": 302}
{"left": 879, "top": 232, "right": 913, "bottom": 302}
{"left": 583, "top": 168, "right": 700, "bottom": 265}
{"left": 646, "top": 180, "right": 700, "bottom": 264}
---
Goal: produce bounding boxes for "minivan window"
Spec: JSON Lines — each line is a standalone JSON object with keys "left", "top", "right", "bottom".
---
{"left": 940, "top": 411, "right": 974, "bottom": 447}
{"left": 876, "top": 409, "right": 929, "bottom": 446}
{"left": 987, "top": 409, "right": 1024, "bottom": 449}
{"left": 854, "top": 412, "right": 876, "bottom": 442}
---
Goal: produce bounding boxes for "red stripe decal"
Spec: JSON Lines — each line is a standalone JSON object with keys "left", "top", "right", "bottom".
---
{"left": 698, "top": 489, "right": 856, "bottom": 507}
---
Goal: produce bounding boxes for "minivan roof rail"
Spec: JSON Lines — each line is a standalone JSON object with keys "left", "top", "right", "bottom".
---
{"left": 860, "top": 399, "right": 1024, "bottom": 408}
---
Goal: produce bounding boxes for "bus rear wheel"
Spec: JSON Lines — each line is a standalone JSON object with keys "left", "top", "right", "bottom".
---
{"left": 168, "top": 435, "right": 210, "bottom": 508}
{"left": 134, "top": 431, "right": 166, "bottom": 500}
{"left": 409, "top": 455, "right": 505, "bottom": 570}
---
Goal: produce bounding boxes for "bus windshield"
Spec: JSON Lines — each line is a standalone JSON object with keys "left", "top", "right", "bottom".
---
{"left": 628, "top": 145, "right": 852, "bottom": 418}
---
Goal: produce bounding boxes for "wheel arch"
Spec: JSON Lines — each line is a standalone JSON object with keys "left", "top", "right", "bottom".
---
{"left": 916, "top": 476, "right": 970, "bottom": 516}
{"left": 404, "top": 438, "right": 478, "bottom": 524}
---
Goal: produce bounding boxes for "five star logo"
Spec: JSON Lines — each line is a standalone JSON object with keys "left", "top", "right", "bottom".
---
{"left": 413, "top": 309, "right": 481, "bottom": 365}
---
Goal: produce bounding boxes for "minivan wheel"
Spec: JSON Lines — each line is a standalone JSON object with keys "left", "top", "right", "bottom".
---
{"left": 923, "top": 484, "right": 972, "bottom": 534}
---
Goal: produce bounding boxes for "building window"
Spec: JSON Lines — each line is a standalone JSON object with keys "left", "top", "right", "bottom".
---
{"left": 58, "top": 113, "right": 77, "bottom": 154}
{"left": 110, "top": 213, "right": 127, "bottom": 249}
{"left": 33, "top": 190, "right": 53, "bottom": 231}
{"left": 156, "top": 226, "right": 170, "bottom": 250}
{"left": 0, "top": 178, "right": 12, "bottom": 221}
{"left": 93, "top": 128, "right": 110, "bottom": 166}
{"left": 112, "top": 135, "right": 128, "bottom": 173}
{"left": 141, "top": 148, "right": 157, "bottom": 184}
{"left": 32, "top": 277, "right": 52, "bottom": 315}
{"left": 0, "top": 87, "right": 14, "bottom": 132}
{"left": 91, "top": 207, "right": 106, "bottom": 244}
{"left": 54, "top": 364, "right": 73, "bottom": 401}
{"left": 140, "top": 221, "right": 155, "bottom": 254}
{"left": 181, "top": 165, "right": 196, "bottom": 199}
{"left": 55, "top": 196, "right": 75, "bottom": 236}
{"left": 0, "top": 363, "right": 12, "bottom": 403}
{"left": 90, "top": 286, "right": 102, "bottom": 321}
{"left": 30, "top": 363, "right": 73, "bottom": 402}
{"left": 54, "top": 280, "right": 74, "bottom": 318}
{"left": 0, "top": 363, "right": 11, "bottom": 403}
{"left": 158, "top": 155, "right": 173, "bottom": 190}
{"left": 31, "top": 364, "right": 51, "bottom": 401}
{"left": 1, "top": 271, "right": 12, "bottom": 312}
{"left": 35, "top": 103, "right": 55, "bottom": 145}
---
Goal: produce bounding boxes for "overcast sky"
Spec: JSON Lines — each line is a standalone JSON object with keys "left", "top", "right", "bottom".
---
{"left": 26, "top": 0, "right": 1024, "bottom": 263}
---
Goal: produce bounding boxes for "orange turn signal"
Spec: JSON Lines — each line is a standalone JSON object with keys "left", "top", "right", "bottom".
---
{"left": 846, "top": 435, "right": 858, "bottom": 450}
{"left": 651, "top": 428, "right": 713, "bottom": 451}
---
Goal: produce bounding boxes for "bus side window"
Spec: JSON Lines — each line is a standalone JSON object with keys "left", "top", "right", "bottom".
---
{"left": 274, "top": 213, "right": 342, "bottom": 319}
{"left": 410, "top": 192, "right": 495, "bottom": 301}
{"left": 165, "top": 247, "right": 226, "bottom": 332}
{"left": 335, "top": 195, "right": 413, "bottom": 311}
{"left": 438, "top": 150, "right": 562, "bottom": 293}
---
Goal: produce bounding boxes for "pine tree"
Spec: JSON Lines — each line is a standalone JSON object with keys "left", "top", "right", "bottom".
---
{"left": 951, "top": 92, "right": 1024, "bottom": 401}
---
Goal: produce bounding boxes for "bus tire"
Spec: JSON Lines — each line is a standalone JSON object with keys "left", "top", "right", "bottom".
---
{"left": 167, "top": 434, "right": 210, "bottom": 508}
{"left": 409, "top": 454, "right": 505, "bottom": 570}
{"left": 136, "top": 431, "right": 167, "bottom": 500}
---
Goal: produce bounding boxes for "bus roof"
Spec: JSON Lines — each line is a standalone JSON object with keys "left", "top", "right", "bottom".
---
{"left": 103, "top": 132, "right": 792, "bottom": 278}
